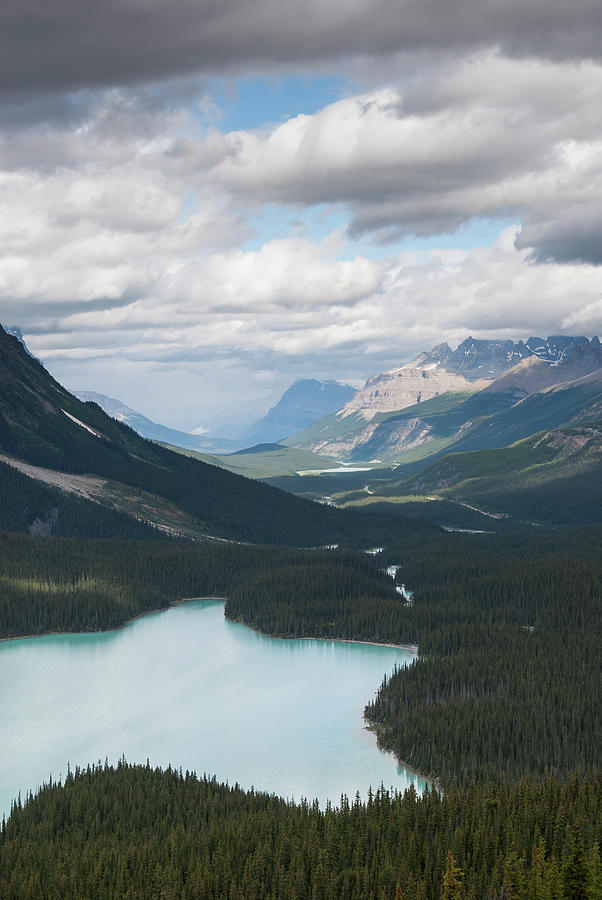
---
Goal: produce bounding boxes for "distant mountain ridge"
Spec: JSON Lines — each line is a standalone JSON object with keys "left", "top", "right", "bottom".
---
{"left": 287, "top": 335, "right": 602, "bottom": 463}
{"left": 4, "top": 326, "right": 40, "bottom": 361}
{"left": 244, "top": 379, "right": 355, "bottom": 444}
{"left": 338, "top": 335, "right": 599, "bottom": 421}
{"left": 73, "top": 391, "right": 240, "bottom": 455}
{"left": 0, "top": 323, "right": 389, "bottom": 546}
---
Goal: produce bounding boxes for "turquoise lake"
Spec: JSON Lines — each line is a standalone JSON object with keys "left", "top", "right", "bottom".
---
{"left": 0, "top": 600, "right": 424, "bottom": 818}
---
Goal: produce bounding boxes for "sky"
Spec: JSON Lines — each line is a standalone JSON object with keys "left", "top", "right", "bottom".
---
{"left": 1, "top": 1, "right": 602, "bottom": 434}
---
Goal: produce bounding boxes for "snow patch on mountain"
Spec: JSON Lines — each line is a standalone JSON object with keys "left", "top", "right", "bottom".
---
{"left": 62, "top": 409, "right": 103, "bottom": 438}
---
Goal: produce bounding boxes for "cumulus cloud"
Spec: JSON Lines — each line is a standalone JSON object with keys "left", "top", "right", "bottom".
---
{"left": 11, "top": 226, "right": 602, "bottom": 428}
{"left": 514, "top": 141, "right": 602, "bottom": 264}
{"left": 184, "top": 54, "right": 602, "bottom": 265}
{"left": 2, "top": 0, "right": 602, "bottom": 102}
{"left": 2, "top": 8, "right": 601, "bottom": 427}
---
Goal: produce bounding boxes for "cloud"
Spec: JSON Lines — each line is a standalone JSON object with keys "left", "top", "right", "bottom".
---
{"left": 2, "top": 0, "right": 602, "bottom": 102}
{"left": 187, "top": 54, "right": 602, "bottom": 264}
{"left": 2, "top": 28, "right": 600, "bottom": 271}
{"left": 2, "top": 68, "right": 600, "bottom": 427}
{"left": 3, "top": 92, "right": 598, "bottom": 430}
{"left": 28, "top": 225, "right": 602, "bottom": 431}
{"left": 2, "top": 16, "right": 601, "bottom": 428}
{"left": 514, "top": 142, "right": 602, "bottom": 264}
{"left": 19, "top": 227, "right": 602, "bottom": 378}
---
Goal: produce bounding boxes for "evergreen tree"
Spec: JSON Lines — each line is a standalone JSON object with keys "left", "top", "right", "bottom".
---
{"left": 587, "top": 842, "right": 602, "bottom": 900}
{"left": 563, "top": 829, "right": 588, "bottom": 900}
{"left": 441, "top": 851, "right": 463, "bottom": 900}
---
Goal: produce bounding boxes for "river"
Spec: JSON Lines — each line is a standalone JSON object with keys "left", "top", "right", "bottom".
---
{"left": 0, "top": 599, "right": 424, "bottom": 818}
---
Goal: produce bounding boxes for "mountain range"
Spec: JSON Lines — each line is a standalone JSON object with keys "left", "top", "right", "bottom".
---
{"left": 73, "top": 391, "right": 241, "bottom": 455}
{"left": 2, "top": 322, "right": 601, "bottom": 536}
{"left": 0, "top": 324, "right": 396, "bottom": 547}
{"left": 335, "top": 335, "right": 584, "bottom": 421}
{"left": 242, "top": 379, "right": 356, "bottom": 445}
{"left": 285, "top": 335, "right": 602, "bottom": 464}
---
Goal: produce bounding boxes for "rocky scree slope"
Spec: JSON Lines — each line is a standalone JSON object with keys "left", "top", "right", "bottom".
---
{"left": 288, "top": 336, "right": 602, "bottom": 462}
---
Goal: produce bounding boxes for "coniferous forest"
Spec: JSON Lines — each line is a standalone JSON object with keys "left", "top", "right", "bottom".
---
{"left": 1, "top": 0, "right": 601, "bottom": 886}
{"left": 0, "top": 327, "right": 600, "bottom": 900}
{"left": 0, "top": 762, "right": 600, "bottom": 899}
{"left": 1, "top": 516, "right": 600, "bottom": 897}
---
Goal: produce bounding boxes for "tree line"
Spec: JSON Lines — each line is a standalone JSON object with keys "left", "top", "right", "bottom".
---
{"left": 1, "top": 524, "right": 600, "bottom": 788}
{"left": 0, "top": 521, "right": 600, "bottom": 896}
{"left": 0, "top": 531, "right": 399, "bottom": 640}
{"left": 1, "top": 761, "right": 600, "bottom": 899}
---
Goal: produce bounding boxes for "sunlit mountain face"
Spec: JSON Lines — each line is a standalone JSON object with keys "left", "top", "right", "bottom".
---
{"left": 1, "top": 7, "right": 602, "bottom": 897}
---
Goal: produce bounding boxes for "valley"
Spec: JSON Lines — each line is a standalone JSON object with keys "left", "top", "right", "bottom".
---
{"left": 0, "top": 324, "right": 600, "bottom": 898}
{"left": 3, "top": 2, "right": 602, "bottom": 892}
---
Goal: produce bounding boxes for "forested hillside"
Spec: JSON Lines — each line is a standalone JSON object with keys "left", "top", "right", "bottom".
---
{"left": 0, "top": 324, "right": 425, "bottom": 546}
{"left": 372, "top": 423, "right": 602, "bottom": 526}
{"left": 0, "top": 531, "right": 400, "bottom": 639}
{"left": 366, "top": 527, "right": 601, "bottom": 784}
{"left": 1, "top": 762, "right": 600, "bottom": 899}
{"left": 0, "top": 461, "right": 166, "bottom": 540}
{"left": 1, "top": 322, "right": 601, "bottom": 897}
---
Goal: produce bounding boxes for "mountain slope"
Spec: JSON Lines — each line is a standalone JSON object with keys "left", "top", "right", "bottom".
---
{"left": 0, "top": 324, "right": 416, "bottom": 547}
{"left": 0, "top": 458, "right": 166, "bottom": 540}
{"left": 413, "top": 366, "right": 602, "bottom": 466}
{"left": 364, "top": 422, "right": 602, "bottom": 525}
{"left": 287, "top": 388, "right": 516, "bottom": 462}
{"left": 244, "top": 379, "right": 355, "bottom": 444}
{"left": 73, "top": 391, "right": 240, "bottom": 454}
{"left": 335, "top": 335, "right": 577, "bottom": 423}
{"left": 4, "top": 326, "right": 39, "bottom": 360}
{"left": 287, "top": 338, "right": 602, "bottom": 464}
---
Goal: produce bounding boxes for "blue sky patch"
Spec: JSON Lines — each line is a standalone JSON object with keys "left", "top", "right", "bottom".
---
{"left": 206, "top": 74, "right": 352, "bottom": 132}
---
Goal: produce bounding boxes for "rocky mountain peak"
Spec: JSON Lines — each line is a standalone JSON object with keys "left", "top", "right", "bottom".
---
{"left": 336, "top": 334, "right": 602, "bottom": 422}
{"left": 444, "top": 337, "right": 532, "bottom": 379}
{"left": 244, "top": 379, "right": 356, "bottom": 444}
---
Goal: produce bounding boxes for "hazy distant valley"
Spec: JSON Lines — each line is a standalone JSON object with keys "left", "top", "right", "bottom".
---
{"left": 3, "top": 2, "right": 602, "bottom": 892}
{"left": 1, "top": 323, "right": 600, "bottom": 898}
{"left": 63, "top": 331, "right": 602, "bottom": 534}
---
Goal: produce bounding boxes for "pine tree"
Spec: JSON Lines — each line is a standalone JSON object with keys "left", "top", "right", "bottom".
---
{"left": 563, "top": 829, "right": 588, "bottom": 900}
{"left": 441, "top": 850, "right": 463, "bottom": 900}
{"left": 586, "top": 842, "right": 602, "bottom": 900}
{"left": 502, "top": 848, "right": 524, "bottom": 900}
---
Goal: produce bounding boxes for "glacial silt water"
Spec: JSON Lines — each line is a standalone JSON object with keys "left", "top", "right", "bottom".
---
{"left": 0, "top": 600, "right": 423, "bottom": 817}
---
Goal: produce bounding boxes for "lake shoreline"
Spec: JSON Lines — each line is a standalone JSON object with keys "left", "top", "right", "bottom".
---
{"left": 192, "top": 603, "right": 419, "bottom": 651}
{"left": 0, "top": 595, "right": 229, "bottom": 644}
{"left": 224, "top": 612, "right": 418, "bottom": 653}
{"left": 0, "top": 597, "right": 419, "bottom": 655}
{"left": 256, "top": 630, "right": 417, "bottom": 653}
{"left": 300, "top": 636, "right": 418, "bottom": 653}
{"left": 1, "top": 596, "right": 428, "bottom": 816}
{"left": 365, "top": 721, "right": 441, "bottom": 793}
